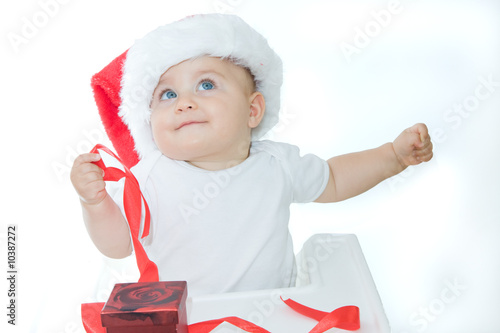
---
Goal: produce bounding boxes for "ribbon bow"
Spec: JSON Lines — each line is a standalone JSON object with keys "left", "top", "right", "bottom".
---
{"left": 89, "top": 144, "right": 158, "bottom": 282}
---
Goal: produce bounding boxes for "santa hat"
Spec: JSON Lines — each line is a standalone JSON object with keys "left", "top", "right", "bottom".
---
{"left": 91, "top": 14, "right": 283, "bottom": 168}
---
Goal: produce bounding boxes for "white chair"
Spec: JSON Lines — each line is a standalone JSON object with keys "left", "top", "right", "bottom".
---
{"left": 187, "top": 234, "right": 390, "bottom": 332}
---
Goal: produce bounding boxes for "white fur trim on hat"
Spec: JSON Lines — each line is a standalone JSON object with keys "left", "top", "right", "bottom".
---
{"left": 118, "top": 14, "right": 283, "bottom": 159}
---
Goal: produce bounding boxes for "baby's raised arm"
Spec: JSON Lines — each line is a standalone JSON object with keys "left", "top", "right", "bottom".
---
{"left": 70, "top": 153, "right": 132, "bottom": 258}
{"left": 315, "top": 123, "right": 433, "bottom": 203}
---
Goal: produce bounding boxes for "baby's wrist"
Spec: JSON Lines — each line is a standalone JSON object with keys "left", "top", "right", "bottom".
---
{"left": 386, "top": 142, "right": 407, "bottom": 174}
{"left": 80, "top": 192, "right": 108, "bottom": 208}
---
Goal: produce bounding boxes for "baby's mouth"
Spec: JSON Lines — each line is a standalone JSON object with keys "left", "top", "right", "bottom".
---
{"left": 176, "top": 121, "right": 207, "bottom": 130}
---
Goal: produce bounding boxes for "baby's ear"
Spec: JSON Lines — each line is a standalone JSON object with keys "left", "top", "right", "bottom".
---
{"left": 248, "top": 92, "right": 266, "bottom": 128}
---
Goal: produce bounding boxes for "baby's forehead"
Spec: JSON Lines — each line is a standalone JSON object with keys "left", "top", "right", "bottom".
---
{"left": 159, "top": 56, "right": 256, "bottom": 90}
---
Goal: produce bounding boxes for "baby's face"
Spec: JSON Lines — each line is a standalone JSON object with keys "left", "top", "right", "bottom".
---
{"left": 150, "top": 56, "right": 264, "bottom": 170}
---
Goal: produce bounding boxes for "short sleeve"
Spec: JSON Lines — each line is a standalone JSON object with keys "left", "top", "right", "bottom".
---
{"left": 270, "top": 142, "right": 330, "bottom": 203}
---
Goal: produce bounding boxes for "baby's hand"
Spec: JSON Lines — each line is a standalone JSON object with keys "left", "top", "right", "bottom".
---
{"left": 70, "top": 153, "right": 107, "bottom": 205}
{"left": 393, "top": 123, "right": 433, "bottom": 168}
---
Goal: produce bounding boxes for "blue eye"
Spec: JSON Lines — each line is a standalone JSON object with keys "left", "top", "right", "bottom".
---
{"left": 198, "top": 80, "right": 215, "bottom": 91}
{"left": 160, "top": 90, "right": 177, "bottom": 100}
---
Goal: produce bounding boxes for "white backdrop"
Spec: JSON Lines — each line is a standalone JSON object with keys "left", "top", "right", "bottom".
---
{"left": 1, "top": 0, "right": 499, "bottom": 332}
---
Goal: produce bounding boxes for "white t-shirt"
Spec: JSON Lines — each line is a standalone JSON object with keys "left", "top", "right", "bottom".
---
{"left": 111, "top": 140, "right": 329, "bottom": 296}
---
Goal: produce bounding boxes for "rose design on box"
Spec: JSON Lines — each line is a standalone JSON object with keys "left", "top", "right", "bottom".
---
{"left": 101, "top": 281, "right": 187, "bottom": 327}
{"left": 110, "top": 283, "right": 180, "bottom": 311}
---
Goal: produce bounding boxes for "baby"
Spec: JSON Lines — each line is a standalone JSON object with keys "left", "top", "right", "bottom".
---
{"left": 71, "top": 14, "right": 433, "bottom": 297}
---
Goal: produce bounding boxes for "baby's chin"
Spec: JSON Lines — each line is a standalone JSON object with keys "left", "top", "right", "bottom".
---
{"left": 156, "top": 142, "right": 209, "bottom": 162}
{"left": 156, "top": 142, "right": 251, "bottom": 171}
{"left": 159, "top": 149, "right": 197, "bottom": 162}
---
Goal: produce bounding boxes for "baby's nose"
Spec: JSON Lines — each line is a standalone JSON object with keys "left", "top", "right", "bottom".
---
{"left": 178, "top": 105, "right": 193, "bottom": 112}
{"left": 176, "top": 95, "right": 197, "bottom": 112}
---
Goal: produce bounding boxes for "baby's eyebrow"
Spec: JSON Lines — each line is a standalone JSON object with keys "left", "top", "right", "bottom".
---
{"left": 193, "top": 69, "right": 226, "bottom": 80}
{"left": 155, "top": 69, "right": 225, "bottom": 88}
{"left": 152, "top": 81, "right": 170, "bottom": 94}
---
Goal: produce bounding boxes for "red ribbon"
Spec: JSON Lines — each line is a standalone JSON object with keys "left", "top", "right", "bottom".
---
{"left": 81, "top": 302, "right": 106, "bottom": 333}
{"left": 89, "top": 144, "right": 158, "bottom": 282}
{"left": 81, "top": 145, "right": 360, "bottom": 332}
{"left": 82, "top": 300, "right": 359, "bottom": 333}
{"left": 189, "top": 317, "right": 270, "bottom": 333}
{"left": 281, "top": 297, "right": 360, "bottom": 332}
{"left": 187, "top": 299, "right": 360, "bottom": 333}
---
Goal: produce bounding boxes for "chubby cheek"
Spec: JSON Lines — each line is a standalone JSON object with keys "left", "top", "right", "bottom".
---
{"left": 150, "top": 112, "right": 174, "bottom": 153}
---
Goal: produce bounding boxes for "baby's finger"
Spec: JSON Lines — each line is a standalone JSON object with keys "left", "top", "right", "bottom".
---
{"left": 414, "top": 144, "right": 433, "bottom": 162}
{"left": 78, "top": 161, "right": 106, "bottom": 178}
{"left": 70, "top": 154, "right": 105, "bottom": 184}
{"left": 409, "top": 123, "right": 430, "bottom": 146}
{"left": 78, "top": 179, "right": 107, "bottom": 205}
{"left": 400, "top": 130, "right": 422, "bottom": 148}
{"left": 417, "top": 139, "right": 433, "bottom": 152}
{"left": 418, "top": 150, "right": 433, "bottom": 162}
{"left": 73, "top": 153, "right": 101, "bottom": 168}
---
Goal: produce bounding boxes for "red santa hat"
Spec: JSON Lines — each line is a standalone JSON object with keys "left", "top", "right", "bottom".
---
{"left": 91, "top": 14, "right": 283, "bottom": 168}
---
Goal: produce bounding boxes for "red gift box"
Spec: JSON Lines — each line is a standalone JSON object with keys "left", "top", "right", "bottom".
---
{"left": 101, "top": 281, "right": 188, "bottom": 333}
